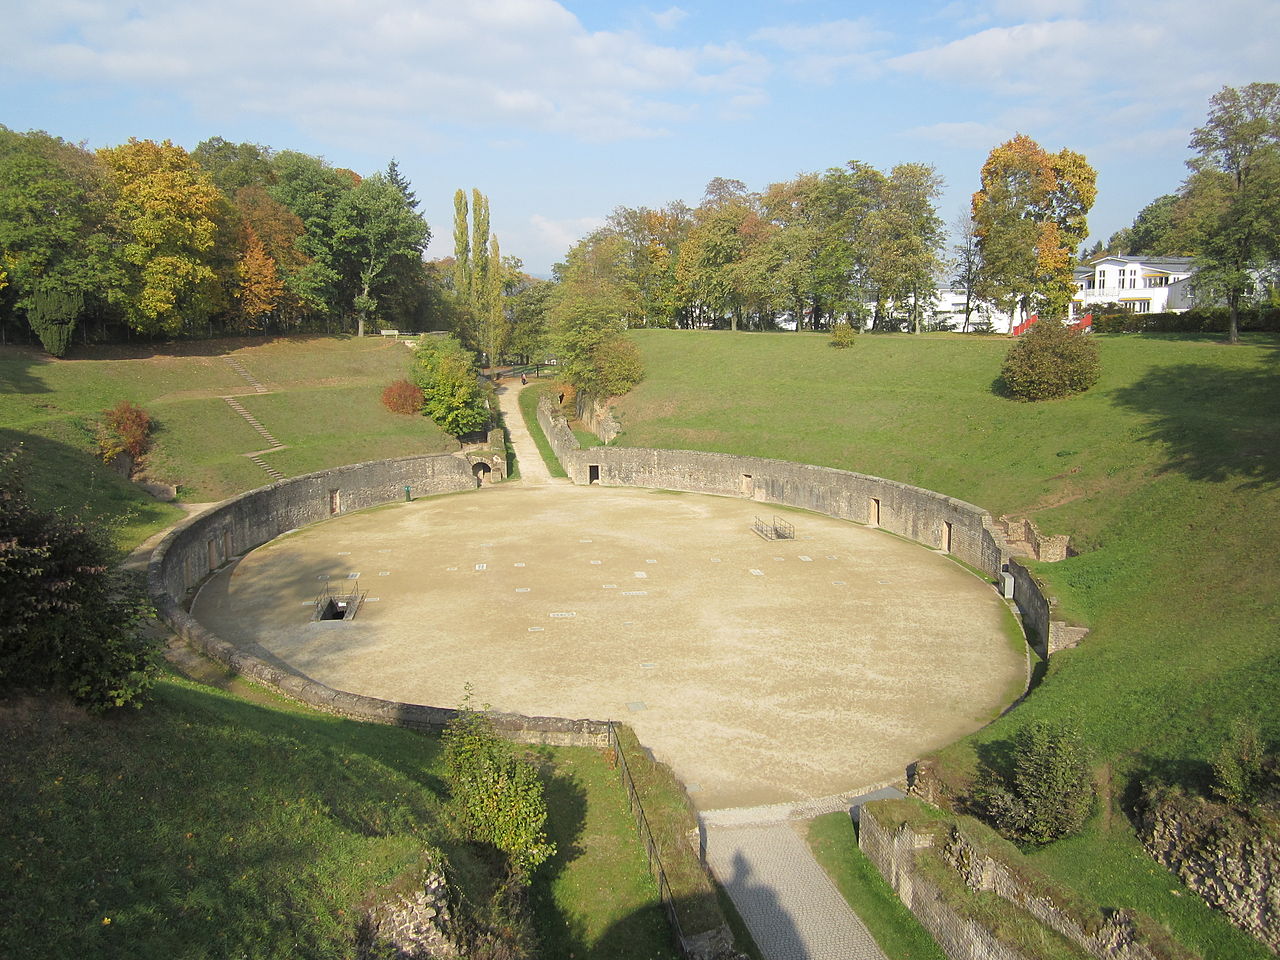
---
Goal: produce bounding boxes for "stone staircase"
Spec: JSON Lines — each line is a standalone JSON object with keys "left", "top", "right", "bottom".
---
{"left": 221, "top": 393, "right": 287, "bottom": 482}
{"left": 224, "top": 355, "right": 269, "bottom": 393}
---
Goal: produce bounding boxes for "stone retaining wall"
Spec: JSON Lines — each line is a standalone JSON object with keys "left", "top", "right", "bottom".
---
{"left": 539, "top": 396, "right": 1003, "bottom": 579}
{"left": 1006, "top": 559, "right": 1089, "bottom": 659}
{"left": 147, "top": 454, "right": 611, "bottom": 748}
{"left": 859, "top": 808, "right": 1030, "bottom": 960}
{"left": 860, "top": 806, "right": 1165, "bottom": 960}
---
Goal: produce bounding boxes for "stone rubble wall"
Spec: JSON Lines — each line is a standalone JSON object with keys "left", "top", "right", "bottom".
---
{"left": 574, "top": 391, "right": 622, "bottom": 444}
{"left": 998, "top": 516, "right": 1072, "bottom": 563}
{"left": 1140, "top": 792, "right": 1280, "bottom": 953}
{"left": 861, "top": 806, "right": 1166, "bottom": 960}
{"left": 358, "top": 869, "right": 463, "bottom": 959}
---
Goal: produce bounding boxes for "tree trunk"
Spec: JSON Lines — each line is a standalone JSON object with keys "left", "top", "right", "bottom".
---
{"left": 1228, "top": 294, "right": 1240, "bottom": 344}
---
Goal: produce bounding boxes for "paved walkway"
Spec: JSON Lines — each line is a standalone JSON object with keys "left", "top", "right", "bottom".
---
{"left": 705, "top": 819, "right": 886, "bottom": 960}
{"left": 495, "top": 379, "right": 565, "bottom": 485}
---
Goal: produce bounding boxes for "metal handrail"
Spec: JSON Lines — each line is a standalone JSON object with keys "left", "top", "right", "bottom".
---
{"left": 607, "top": 722, "right": 689, "bottom": 956}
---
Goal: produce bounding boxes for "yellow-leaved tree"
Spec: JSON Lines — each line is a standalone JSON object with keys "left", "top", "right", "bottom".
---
{"left": 97, "top": 139, "right": 224, "bottom": 335}
{"left": 972, "top": 134, "right": 1096, "bottom": 321}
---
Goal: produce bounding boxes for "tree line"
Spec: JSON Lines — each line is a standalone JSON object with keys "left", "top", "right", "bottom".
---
{"left": 0, "top": 132, "right": 440, "bottom": 352}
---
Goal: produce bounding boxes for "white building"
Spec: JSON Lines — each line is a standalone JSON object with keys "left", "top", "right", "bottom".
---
{"left": 1071, "top": 255, "right": 1196, "bottom": 317}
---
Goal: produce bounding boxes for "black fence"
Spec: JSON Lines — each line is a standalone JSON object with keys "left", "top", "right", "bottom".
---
{"left": 606, "top": 721, "right": 690, "bottom": 957}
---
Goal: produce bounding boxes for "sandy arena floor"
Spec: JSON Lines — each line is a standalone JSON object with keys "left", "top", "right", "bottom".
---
{"left": 192, "top": 483, "right": 1024, "bottom": 810}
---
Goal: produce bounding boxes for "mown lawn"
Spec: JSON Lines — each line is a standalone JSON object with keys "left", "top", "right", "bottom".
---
{"left": 0, "top": 336, "right": 450, "bottom": 545}
{"left": 0, "top": 677, "right": 678, "bottom": 960}
{"left": 613, "top": 328, "right": 1280, "bottom": 956}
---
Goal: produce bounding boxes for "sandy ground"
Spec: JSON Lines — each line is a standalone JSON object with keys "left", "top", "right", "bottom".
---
{"left": 192, "top": 483, "right": 1024, "bottom": 810}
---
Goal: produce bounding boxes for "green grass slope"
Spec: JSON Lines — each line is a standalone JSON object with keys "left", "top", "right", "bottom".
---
{"left": 0, "top": 336, "right": 454, "bottom": 549}
{"left": 0, "top": 677, "right": 674, "bottom": 960}
{"left": 612, "top": 328, "right": 1280, "bottom": 956}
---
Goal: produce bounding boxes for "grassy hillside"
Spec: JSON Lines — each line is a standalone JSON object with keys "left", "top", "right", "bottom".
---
{"left": 612, "top": 328, "right": 1279, "bottom": 957}
{"left": 0, "top": 336, "right": 453, "bottom": 549}
{"left": 0, "top": 675, "right": 675, "bottom": 960}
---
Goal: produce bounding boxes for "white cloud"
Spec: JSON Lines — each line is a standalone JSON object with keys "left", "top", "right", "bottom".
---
{"left": 3, "top": 0, "right": 753, "bottom": 143}
{"left": 529, "top": 213, "right": 607, "bottom": 259}
{"left": 650, "top": 6, "right": 688, "bottom": 31}
{"left": 751, "top": 18, "right": 885, "bottom": 83}
{"left": 886, "top": 0, "right": 1280, "bottom": 144}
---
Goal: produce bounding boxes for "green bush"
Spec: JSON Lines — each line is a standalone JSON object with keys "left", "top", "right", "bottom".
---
{"left": 0, "top": 449, "right": 159, "bottom": 709}
{"left": 971, "top": 720, "right": 1094, "bottom": 845}
{"left": 411, "top": 336, "right": 492, "bottom": 436}
{"left": 1211, "top": 718, "right": 1278, "bottom": 804}
{"left": 590, "top": 333, "right": 645, "bottom": 397}
{"left": 1000, "top": 318, "right": 1100, "bottom": 401}
{"left": 442, "top": 699, "right": 555, "bottom": 879}
{"left": 28, "top": 288, "right": 83, "bottom": 358}
{"left": 1090, "top": 306, "right": 1280, "bottom": 334}
{"left": 829, "top": 321, "right": 858, "bottom": 348}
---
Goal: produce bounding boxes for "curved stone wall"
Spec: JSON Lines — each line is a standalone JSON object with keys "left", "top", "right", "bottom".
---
{"left": 147, "top": 453, "right": 609, "bottom": 745}
{"left": 539, "top": 396, "right": 1005, "bottom": 580}
{"left": 534, "top": 394, "right": 1085, "bottom": 664}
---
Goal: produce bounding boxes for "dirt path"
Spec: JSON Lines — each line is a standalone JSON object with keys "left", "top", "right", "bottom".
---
{"left": 495, "top": 378, "right": 564, "bottom": 485}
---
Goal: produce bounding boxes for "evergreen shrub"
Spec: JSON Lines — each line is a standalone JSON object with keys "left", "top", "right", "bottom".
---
{"left": 971, "top": 720, "right": 1094, "bottom": 845}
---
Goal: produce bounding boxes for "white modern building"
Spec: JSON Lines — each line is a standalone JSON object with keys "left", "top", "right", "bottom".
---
{"left": 1071, "top": 255, "right": 1196, "bottom": 317}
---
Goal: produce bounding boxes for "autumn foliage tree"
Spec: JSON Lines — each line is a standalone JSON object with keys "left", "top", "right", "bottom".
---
{"left": 97, "top": 139, "right": 225, "bottom": 334}
{"left": 235, "top": 225, "right": 284, "bottom": 327}
{"left": 972, "top": 135, "right": 1097, "bottom": 321}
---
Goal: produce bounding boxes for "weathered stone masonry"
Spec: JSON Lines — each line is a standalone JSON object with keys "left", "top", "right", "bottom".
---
{"left": 147, "top": 454, "right": 611, "bottom": 748}
{"left": 537, "top": 394, "right": 1086, "bottom": 666}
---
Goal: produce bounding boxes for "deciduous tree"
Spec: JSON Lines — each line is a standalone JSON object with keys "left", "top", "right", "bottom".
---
{"left": 332, "top": 165, "right": 430, "bottom": 336}
{"left": 972, "top": 135, "right": 1097, "bottom": 321}
{"left": 1180, "top": 82, "right": 1280, "bottom": 343}
{"left": 0, "top": 128, "right": 120, "bottom": 340}
{"left": 97, "top": 139, "right": 225, "bottom": 334}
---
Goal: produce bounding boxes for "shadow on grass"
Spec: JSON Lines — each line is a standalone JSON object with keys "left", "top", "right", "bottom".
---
{"left": 0, "top": 344, "right": 53, "bottom": 394}
{"left": 1110, "top": 344, "right": 1280, "bottom": 489}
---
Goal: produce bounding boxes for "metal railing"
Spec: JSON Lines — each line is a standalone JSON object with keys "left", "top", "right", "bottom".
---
{"left": 607, "top": 722, "right": 690, "bottom": 957}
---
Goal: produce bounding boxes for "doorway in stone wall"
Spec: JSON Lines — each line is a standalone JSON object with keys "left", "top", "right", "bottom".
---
{"left": 943, "top": 521, "right": 953, "bottom": 553}
{"left": 869, "top": 497, "right": 881, "bottom": 526}
{"left": 473, "top": 462, "right": 491, "bottom": 486}
{"left": 588, "top": 464, "right": 600, "bottom": 484}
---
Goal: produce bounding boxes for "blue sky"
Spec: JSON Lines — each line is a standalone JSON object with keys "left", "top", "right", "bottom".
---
{"left": 4, "top": 0, "right": 1277, "bottom": 275}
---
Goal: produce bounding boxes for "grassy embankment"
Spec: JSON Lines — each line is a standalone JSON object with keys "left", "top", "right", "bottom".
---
{"left": 613, "top": 328, "right": 1279, "bottom": 959}
{"left": 0, "top": 677, "right": 674, "bottom": 960}
{"left": 0, "top": 335, "right": 684, "bottom": 957}
{"left": 0, "top": 336, "right": 453, "bottom": 550}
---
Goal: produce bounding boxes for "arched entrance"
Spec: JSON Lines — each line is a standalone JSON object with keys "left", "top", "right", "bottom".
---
{"left": 472, "top": 461, "right": 492, "bottom": 486}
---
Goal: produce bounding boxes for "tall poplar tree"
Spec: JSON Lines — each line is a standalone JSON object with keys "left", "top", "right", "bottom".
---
{"left": 452, "top": 188, "right": 470, "bottom": 304}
